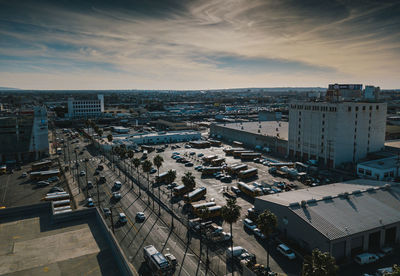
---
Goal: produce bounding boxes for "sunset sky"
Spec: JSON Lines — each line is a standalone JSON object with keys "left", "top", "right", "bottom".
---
{"left": 0, "top": 0, "right": 399, "bottom": 90}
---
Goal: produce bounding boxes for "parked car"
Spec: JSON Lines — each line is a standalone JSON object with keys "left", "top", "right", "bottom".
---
{"left": 253, "top": 228, "right": 266, "bottom": 239}
{"left": 49, "top": 186, "right": 64, "bottom": 193}
{"left": 377, "top": 247, "right": 393, "bottom": 258}
{"left": 197, "top": 153, "right": 204, "bottom": 157}
{"left": 185, "top": 162, "right": 194, "bottom": 167}
{"left": 37, "top": 181, "right": 50, "bottom": 187}
{"left": 48, "top": 176, "right": 59, "bottom": 182}
{"left": 21, "top": 172, "right": 28, "bottom": 178}
{"left": 277, "top": 244, "right": 296, "bottom": 260}
{"left": 243, "top": 218, "right": 257, "bottom": 231}
{"left": 195, "top": 165, "right": 203, "bottom": 171}
{"left": 135, "top": 212, "right": 146, "bottom": 222}
{"left": 189, "top": 152, "right": 196, "bottom": 155}
{"left": 221, "top": 176, "right": 232, "bottom": 183}
{"left": 150, "top": 168, "right": 157, "bottom": 174}
{"left": 354, "top": 253, "right": 379, "bottom": 265}
{"left": 167, "top": 182, "right": 178, "bottom": 189}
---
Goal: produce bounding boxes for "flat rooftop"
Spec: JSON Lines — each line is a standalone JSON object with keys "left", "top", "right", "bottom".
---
{"left": 215, "top": 121, "right": 288, "bottom": 140}
{"left": 358, "top": 156, "right": 398, "bottom": 170}
{"left": 0, "top": 205, "right": 127, "bottom": 276}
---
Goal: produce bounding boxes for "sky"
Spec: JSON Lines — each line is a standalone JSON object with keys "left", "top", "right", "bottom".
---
{"left": 0, "top": 0, "right": 399, "bottom": 90}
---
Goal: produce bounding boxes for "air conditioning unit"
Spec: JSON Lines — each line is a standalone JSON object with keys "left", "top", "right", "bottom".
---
{"left": 300, "top": 200, "right": 307, "bottom": 207}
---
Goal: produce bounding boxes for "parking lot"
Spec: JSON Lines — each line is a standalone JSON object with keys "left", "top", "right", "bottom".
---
{"left": 135, "top": 141, "right": 305, "bottom": 275}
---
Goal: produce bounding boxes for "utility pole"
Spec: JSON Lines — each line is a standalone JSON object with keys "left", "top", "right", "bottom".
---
{"left": 96, "top": 179, "right": 100, "bottom": 205}
{"left": 110, "top": 206, "right": 115, "bottom": 234}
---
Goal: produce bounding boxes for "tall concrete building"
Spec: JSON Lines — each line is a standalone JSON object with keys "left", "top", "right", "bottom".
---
{"left": 288, "top": 101, "right": 386, "bottom": 168}
{"left": 0, "top": 107, "right": 49, "bottom": 162}
{"left": 67, "top": 94, "right": 104, "bottom": 118}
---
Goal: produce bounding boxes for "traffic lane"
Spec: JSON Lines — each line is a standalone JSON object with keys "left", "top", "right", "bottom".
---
{"left": 95, "top": 160, "right": 207, "bottom": 276}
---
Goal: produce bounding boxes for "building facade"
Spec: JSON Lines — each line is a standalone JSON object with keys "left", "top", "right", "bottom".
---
{"left": 357, "top": 156, "right": 399, "bottom": 180}
{"left": 67, "top": 94, "right": 104, "bottom": 118}
{"left": 288, "top": 101, "right": 387, "bottom": 167}
{"left": 0, "top": 107, "right": 49, "bottom": 162}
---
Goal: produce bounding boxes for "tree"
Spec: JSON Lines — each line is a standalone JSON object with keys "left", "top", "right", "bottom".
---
{"left": 107, "top": 134, "right": 113, "bottom": 142}
{"left": 153, "top": 155, "right": 164, "bottom": 215}
{"left": 383, "top": 264, "right": 400, "bottom": 276}
{"left": 181, "top": 171, "right": 195, "bottom": 197}
{"left": 142, "top": 160, "right": 152, "bottom": 206}
{"left": 132, "top": 158, "right": 141, "bottom": 195}
{"left": 97, "top": 129, "right": 103, "bottom": 137}
{"left": 302, "top": 249, "right": 338, "bottom": 276}
{"left": 221, "top": 198, "right": 241, "bottom": 275}
{"left": 197, "top": 206, "right": 211, "bottom": 261}
{"left": 166, "top": 169, "right": 177, "bottom": 227}
{"left": 257, "top": 210, "right": 277, "bottom": 270}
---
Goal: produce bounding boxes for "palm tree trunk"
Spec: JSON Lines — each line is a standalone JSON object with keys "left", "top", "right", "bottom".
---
{"left": 230, "top": 223, "right": 234, "bottom": 276}
{"left": 267, "top": 236, "right": 270, "bottom": 270}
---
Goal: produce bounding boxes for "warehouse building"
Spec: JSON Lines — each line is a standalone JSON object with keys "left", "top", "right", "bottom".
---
{"left": 0, "top": 107, "right": 48, "bottom": 162}
{"left": 357, "top": 156, "right": 399, "bottom": 180}
{"left": 254, "top": 182, "right": 400, "bottom": 262}
{"left": 210, "top": 121, "right": 288, "bottom": 156}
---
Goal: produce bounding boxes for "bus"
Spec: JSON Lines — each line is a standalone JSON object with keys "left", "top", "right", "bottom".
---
{"left": 238, "top": 182, "right": 262, "bottom": 197}
{"left": 56, "top": 147, "right": 63, "bottom": 155}
{"left": 143, "top": 245, "right": 175, "bottom": 276}
{"left": 194, "top": 205, "right": 222, "bottom": 218}
{"left": 238, "top": 168, "right": 258, "bottom": 180}
{"left": 226, "top": 164, "right": 248, "bottom": 175}
{"left": 211, "top": 158, "right": 225, "bottom": 166}
{"left": 30, "top": 169, "right": 60, "bottom": 180}
{"left": 0, "top": 165, "right": 6, "bottom": 175}
{"left": 156, "top": 171, "right": 170, "bottom": 183}
{"left": 31, "top": 160, "right": 52, "bottom": 171}
{"left": 191, "top": 201, "right": 216, "bottom": 213}
{"left": 173, "top": 184, "right": 195, "bottom": 197}
{"left": 233, "top": 150, "right": 253, "bottom": 157}
{"left": 240, "top": 153, "right": 262, "bottom": 161}
{"left": 233, "top": 141, "right": 243, "bottom": 147}
{"left": 202, "top": 155, "right": 218, "bottom": 163}
{"left": 201, "top": 167, "right": 223, "bottom": 176}
{"left": 223, "top": 147, "right": 244, "bottom": 155}
{"left": 184, "top": 187, "right": 207, "bottom": 203}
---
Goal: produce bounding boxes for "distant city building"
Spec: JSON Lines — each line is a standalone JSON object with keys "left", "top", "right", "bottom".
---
{"left": 0, "top": 106, "right": 48, "bottom": 162}
{"left": 254, "top": 182, "right": 400, "bottom": 262}
{"left": 210, "top": 121, "right": 288, "bottom": 156}
{"left": 258, "top": 110, "right": 282, "bottom": 121}
{"left": 364, "top": 85, "right": 380, "bottom": 100}
{"left": 357, "top": 156, "right": 399, "bottom": 180}
{"left": 67, "top": 94, "right": 104, "bottom": 118}
{"left": 288, "top": 101, "right": 386, "bottom": 167}
{"left": 326, "top": 84, "right": 363, "bottom": 102}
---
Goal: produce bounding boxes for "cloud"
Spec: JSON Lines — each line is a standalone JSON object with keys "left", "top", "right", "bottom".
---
{"left": 0, "top": 0, "right": 399, "bottom": 89}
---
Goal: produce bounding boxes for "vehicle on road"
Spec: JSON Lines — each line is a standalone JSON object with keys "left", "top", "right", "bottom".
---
{"left": 164, "top": 253, "right": 177, "bottom": 267}
{"left": 226, "top": 246, "right": 247, "bottom": 259}
{"left": 118, "top": 213, "right": 127, "bottom": 224}
{"left": 277, "top": 244, "right": 296, "bottom": 260}
{"left": 37, "top": 181, "right": 50, "bottom": 187}
{"left": 253, "top": 228, "right": 266, "bottom": 239}
{"left": 135, "top": 212, "right": 146, "bottom": 222}
{"left": 143, "top": 245, "right": 176, "bottom": 275}
{"left": 112, "top": 192, "right": 121, "bottom": 200}
{"left": 21, "top": 172, "right": 28, "bottom": 178}
{"left": 102, "top": 207, "right": 111, "bottom": 217}
{"left": 243, "top": 218, "right": 257, "bottom": 231}
{"left": 97, "top": 164, "right": 104, "bottom": 171}
{"left": 87, "top": 181, "right": 93, "bottom": 189}
{"left": 167, "top": 182, "right": 178, "bottom": 189}
{"left": 79, "top": 171, "right": 86, "bottom": 176}
{"left": 86, "top": 198, "right": 94, "bottom": 207}
{"left": 113, "top": 181, "right": 122, "bottom": 190}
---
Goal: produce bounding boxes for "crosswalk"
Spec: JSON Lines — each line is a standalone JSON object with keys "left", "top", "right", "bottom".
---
{"left": 67, "top": 157, "right": 97, "bottom": 164}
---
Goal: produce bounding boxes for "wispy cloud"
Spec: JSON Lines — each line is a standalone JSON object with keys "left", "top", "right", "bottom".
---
{"left": 0, "top": 0, "right": 399, "bottom": 89}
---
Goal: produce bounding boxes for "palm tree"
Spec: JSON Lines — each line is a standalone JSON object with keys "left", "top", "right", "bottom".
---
{"left": 153, "top": 155, "right": 164, "bottom": 215}
{"left": 107, "top": 134, "right": 113, "bottom": 142}
{"left": 132, "top": 158, "right": 141, "bottom": 195}
{"left": 197, "top": 206, "right": 210, "bottom": 261}
{"left": 302, "top": 249, "right": 338, "bottom": 276}
{"left": 181, "top": 171, "right": 195, "bottom": 197}
{"left": 221, "top": 198, "right": 241, "bottom": 275}
{"left": 142, "top": 160, "right": 152, "bottom": 206}
{"left": 166, "top": 169, "right": 177, "bottom": 227}
{"left": 257, "top": 209, "right": 277, "bottom": 270}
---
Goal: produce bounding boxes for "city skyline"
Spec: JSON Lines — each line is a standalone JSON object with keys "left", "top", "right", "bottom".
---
{"left": 0, "top": 0, "right": 399, "bottom": 90}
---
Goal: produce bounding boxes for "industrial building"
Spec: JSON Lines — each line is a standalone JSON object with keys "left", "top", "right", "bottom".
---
{"left": 67, "top": 94, "right": 104, "bottom": 118}
{"left": 210, "top": 121, "right": 288, "bottom": 156}
{"left": 0, "top": 203, "right": 134, "bottom": 275}
{"left": 357, "top": 156, "right": 399, "bottom": 180}
{"left": 254, "top": 182, "right": 400, "bottom": 262}
{"left": 0, "top": 107, "right": 48, "bottom": 162}
{"left": 288, "top": 101, "right": 387, "bottom": 167}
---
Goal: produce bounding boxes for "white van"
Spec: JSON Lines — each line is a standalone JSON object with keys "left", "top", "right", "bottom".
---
{"left": 354, "top": 253, "right": 379, "bottom": 265}
{"left": 226, "top": 246, "right": 247, "bottom": 259}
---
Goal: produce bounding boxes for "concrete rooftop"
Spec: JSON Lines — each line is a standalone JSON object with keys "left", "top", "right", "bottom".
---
{"left": 216, "top": 121, "right": 288, "bottom": 140}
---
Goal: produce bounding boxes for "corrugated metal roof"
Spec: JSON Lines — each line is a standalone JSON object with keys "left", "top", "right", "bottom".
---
{"left": 290, "top": 188, "right": 400, "bottom": 240}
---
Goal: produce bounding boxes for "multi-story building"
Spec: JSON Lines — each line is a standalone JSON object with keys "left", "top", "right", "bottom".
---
{"left": 0, "top": 107, "right": 49, "bottom": 162}
{"left": 288, "top": 101, "right": 387, "bottom": 168}
{"left": 67, "top": 94, "right": 104, "bottom": 118}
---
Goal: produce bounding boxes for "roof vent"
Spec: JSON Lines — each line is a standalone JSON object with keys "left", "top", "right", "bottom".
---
{"left": 366, "top": 187, "right": 375, "bottom": 193}
{"left": 307, "top": 199, "right": 317, "bottom": 205}
{"left": 300, "top": 200, "right": 307, "bottom": 207}
{"left": 352, "top": 190, "right": 362, "bottom": 195}
{"left": 322, "top": 196, "right": 333, "bottom": 201}
{"left": 289, "top": 202, "right": 300, "bottom": 208}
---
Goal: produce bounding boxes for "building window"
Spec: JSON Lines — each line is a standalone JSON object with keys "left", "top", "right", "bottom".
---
{"left": 363, "top": 106, "right": 366, "bottom": 111}
{"left": 322, "top": 113, "right": 325, "bottom": 118}
{"left": 369, "top": 106, "right": 372, "bottom": 110}
{"left": 321, "top": 135, "right": 324, "bottom": 139}
{"left": 322, "top": 128, "right": 324, "bottom": 132}
{"left": 376, "top": 105, "right": 379, "bottom": 110}
{"left": 298, "top": 137, "right": 301, "bottom": 142}
{"left": 390, "top": 171, "right": 394, "bottom": 177}
{"left": 384, "top": 172, "right": 389, "bottom": 178}
{"left": 322, "top": 121, "right": 325, "bottom": 125}
{"left": 348, "top": 107, "right": 351, "bottom": 112}
{"left": 356, "top": 107, "right": 359, "bottom": 112}
{"left": 358, "top": 168, "right": 365, "bottom": 174}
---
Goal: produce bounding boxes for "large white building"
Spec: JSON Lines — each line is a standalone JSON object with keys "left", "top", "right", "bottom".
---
{"left": 288, "top": 101, "right": 387, "bottom": 168}
{"left": 67, "top": 94, "right": 104, "bottom": 118}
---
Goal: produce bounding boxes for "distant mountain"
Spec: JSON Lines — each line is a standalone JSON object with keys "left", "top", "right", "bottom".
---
{"left": 0, "top": 87, "right": 20, "bottom": 90}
